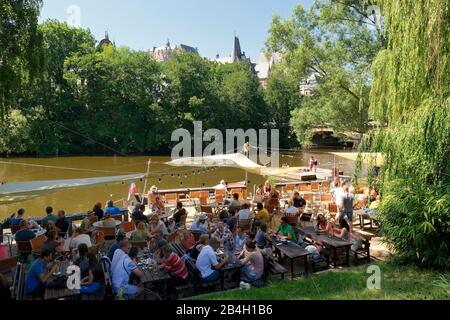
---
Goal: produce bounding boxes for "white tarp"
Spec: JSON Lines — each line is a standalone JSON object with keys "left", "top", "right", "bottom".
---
{"left": 166, "top": 154, "right": 332, "bottom": 181}
{"left": 0, "top": 173, "right": 146, "bottom": 205}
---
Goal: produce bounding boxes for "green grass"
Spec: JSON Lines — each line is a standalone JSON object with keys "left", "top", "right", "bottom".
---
{"left": 197, "top": 261, "right": 450, "bottom": 300}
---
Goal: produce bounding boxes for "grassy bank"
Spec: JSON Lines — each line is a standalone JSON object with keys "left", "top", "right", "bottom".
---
{"left": 197, "top": 261, "right": 450, "bottom": 300}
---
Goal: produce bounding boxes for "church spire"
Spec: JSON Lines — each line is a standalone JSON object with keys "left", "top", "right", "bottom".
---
{"left": 232, "top": 34, "right": 242, "bottom": 62}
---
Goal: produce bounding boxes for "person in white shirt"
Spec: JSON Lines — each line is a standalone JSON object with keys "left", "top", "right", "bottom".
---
{"left": 214, "top": 180, "right": 228, "bottom": 191}
{"left": 110, "top": 241, "right": 144, "bottom": 297}
{"left": 333, "top": 182, "right": 345, "bottom": 208}
{"left": 68, "top": 227, "right": 92, "bottom": 250}
{"left": 195, "top": 237, "right": 227, "bottom": 283}
{"left": 284, "top": 200, "right": 299, "bottom": 217}
{"left": 237, "top": 203, "right": 251, "bottom": 220}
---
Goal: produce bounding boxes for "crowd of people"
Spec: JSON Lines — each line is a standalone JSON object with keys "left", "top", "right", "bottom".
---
{"left": 0, "top": 175, "right": 380, "bottom": 300}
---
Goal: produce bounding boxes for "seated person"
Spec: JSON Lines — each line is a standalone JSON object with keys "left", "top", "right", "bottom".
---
{"left": 239, "top": 240, "right": 264, "bottom": 283}
{"left": 132, "top": 204, "right": 149, "bottom": 224}
{"left": 171, "top": 202, "right": 187, "bottom": 226}
{"left": 148, "top": 214, "right": 168, "bottom": 239}
{"left": 130, "top": 222, "right": 150, "bottom": 242}
{"left": 105, "top": 200, "right": 121, "bottom": 217}
{"left": 195, "top": 237, "right": 227, "bottom": 283}
{"left": 293, "top": 192, "right": 307, "bottom": 209}
{"left": 80, "top": 211, "right": 96, "bottom": 234}
{"left": 255, "top": 203, "right": 270, "bottom": 225}
{"left": 55, "top": 210, "right": 70, "bottom": 237}
{"left": 14, "top": 220, "right": 36, "bottom": 242}
{"left": 75, "top": 244, "right": 103, "bottom": 294}
{"left": 276, "top": 216, "right": 298, "bottom": 243}
{"left": 190, "top": 214, "right": 208, "bottom": 234}
{"left": 25, "top": 249, "right": 60, "bottom": 297}
{"left": 11, "top": 208, "right": 26, "bottom": 226}
{"left": 41, "top": 207, "right": 57, "bottom": 228}
{"left": 284, "top": 200, "right": 299, "bottom": 217}
{"left": 41, "top": 230, "right": 64, "bottom": 255}
{"left": 229, "top": 193, "right": 241, "bottom": 207}
{"left": 68, "top": 227, "right": 92, "bottom": 250}
{"left": 159, "top": 245, "right": 189, "bottom": 292}
{"left": 189, "top": 234, "right": 209, "bottom": 260}
{"left": 151, "top": 196, "right": 165, "bottom": 213}
{"left": 315, "top": 214, "right": 333, "bottom": 233}
{"left": 212, "top": 222, "right": 234, "bottom": 252}
{"left": 110, "top": 240, "right": 144, "bottom": 298}
{"left": 255, "top": 223, "right": 267, "bottom": 249}
{"left": 92, "top": 202, "right": 104, "bottom": 221}
{"left": 180, "top": 230, "right": 196, "bottom": 252}
{"left": 237, "top": 203, "right": 251, "bottom": 220}
{"left": 107, "top": 232, "right": 127, "bottom": 261}
{"left": 234, "top": 227, "right": 246, "bottom": 255}
{"left": 102, "top": 213, "right": 117, "bottom": 228}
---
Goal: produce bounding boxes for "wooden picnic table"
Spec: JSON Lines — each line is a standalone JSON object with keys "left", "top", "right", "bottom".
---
{"left": 298, "top": 226, "right": 353, "bottom": 268}
{"left": 220, "top": 259, "right": 242, "bottom": 290}
{"left": 271, "top": 236, "right": 310, "bottom": 279}
{"left": 44, "top": 260, "right": 80, "bottom": 300}
{"left": 137, "top": 254, "right": 171, "bottom": 298}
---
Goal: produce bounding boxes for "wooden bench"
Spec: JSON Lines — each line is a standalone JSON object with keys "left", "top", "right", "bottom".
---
{"left": 264, "top": 255, "right": 288, "bottom": 280}
{"left": 331, "top": 223, "right": 372, "bottom": 264}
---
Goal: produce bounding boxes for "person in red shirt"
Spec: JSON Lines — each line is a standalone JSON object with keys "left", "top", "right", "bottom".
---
{"left": 159, "top": 245, "right": 189, "bottom": 298}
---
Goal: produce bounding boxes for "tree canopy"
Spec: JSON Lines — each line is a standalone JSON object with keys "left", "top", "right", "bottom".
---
{"left": 266, "top": 0, "right": 385, "bottom": 146}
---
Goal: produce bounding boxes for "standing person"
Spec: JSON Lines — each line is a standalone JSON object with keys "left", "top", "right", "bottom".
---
{"left": 92, "top": 202, "right": 104, "bottom": 221}
{"left": 196, "top": 237, "right": 228, "bottom": 283}
{"left": 25, "top": 250, "right": 60, "bottom": 298}
{"left": 243, "top": 142, "right": 250, "bottom": 157}
{"left": 309, "top": 157, "right": 316, "bottom": 172}
{"left": 263, "top": 181, "right": 272, "bottom": 196}
{"left": 340, "top": 186, "right": 354, "bottom": 228}
{"left": 41, "top": 207, "right": 57, "bottom": 228}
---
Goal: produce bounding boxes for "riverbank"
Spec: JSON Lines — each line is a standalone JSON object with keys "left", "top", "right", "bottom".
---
{"left": 197, "top": 261, "right": 450, "bottom": 300}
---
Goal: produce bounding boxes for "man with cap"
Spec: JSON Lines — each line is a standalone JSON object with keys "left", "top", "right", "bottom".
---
{"left": 190, "top": 214, "right": 208, "bottom": 233}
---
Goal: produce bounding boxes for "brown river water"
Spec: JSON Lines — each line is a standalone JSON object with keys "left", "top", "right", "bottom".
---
{"left": 0, "top": 149, "right": 358, "bottom": 220}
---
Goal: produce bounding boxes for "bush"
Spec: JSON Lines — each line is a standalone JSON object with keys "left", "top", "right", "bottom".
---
{"left": 379, "top": 179, "right": 450, "bottom": 269}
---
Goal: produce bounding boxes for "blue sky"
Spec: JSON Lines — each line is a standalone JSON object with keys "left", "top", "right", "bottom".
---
{"left": 40, "top": 0, "right": 313, "bottom": 60}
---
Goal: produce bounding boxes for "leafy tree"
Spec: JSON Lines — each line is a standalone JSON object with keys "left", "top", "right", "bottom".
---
{"left": 0, "top": 0, "right": 43, "bottom": 124}
{"left": 359, "top": 0, "right": 449, "bottom": 268}
{"left": 266, "top": 0, "right": 384, "bottom": 146}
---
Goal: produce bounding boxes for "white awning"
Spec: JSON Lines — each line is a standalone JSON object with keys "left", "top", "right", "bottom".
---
{"left": 0, "top": 173, "right": 146, "bottom": 205}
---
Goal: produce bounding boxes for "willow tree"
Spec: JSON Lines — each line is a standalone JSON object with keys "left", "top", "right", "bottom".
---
{"left": 360, "top": 0, "right": 449, "bottom": 268}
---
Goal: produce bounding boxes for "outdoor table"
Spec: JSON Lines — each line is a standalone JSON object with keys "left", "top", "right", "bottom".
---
{"left": 93, "top": 220, "right": 122, "bottom": 228}
{"left": 299, "top": 226, "right": 353, "bottom": 268}
{"left": 356, "top": 209, "right": 380, "bottom": 230}
{"left": 271, "top": 236, "right": 310, "bottom": 279}
{"left": 138, "top": 262, "right": 171, "bottom": 299}
{"left": 44, "top": 260, "right": 80, "bottom": 300}
{"left": 31, "top": 228, "right": 47, "bottom": 237}
{"left": 220, "top": 259, "right": 242, "bottom": 290}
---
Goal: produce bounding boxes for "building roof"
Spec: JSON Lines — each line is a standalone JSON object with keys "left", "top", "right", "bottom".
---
{"left": 98, "top": 31, "right": 112, "bottom": 48}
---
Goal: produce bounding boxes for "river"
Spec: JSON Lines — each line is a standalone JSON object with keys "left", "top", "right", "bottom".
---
{"left": 0, "top": 149, "right": 359, "bottom": 220}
